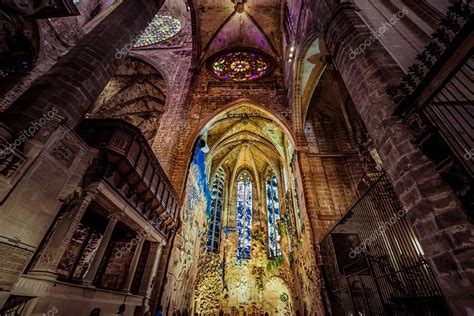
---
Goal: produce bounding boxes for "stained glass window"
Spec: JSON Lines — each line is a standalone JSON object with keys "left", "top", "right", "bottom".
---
{"left": 237, "top": 172, "right": 252, "bottom": 260}
{"left": 209, "top": 50, "right": 273, "bottom": 81}
{"left": 134, "top": 15, "right": 181, "bottom": 48}
{"left": 207, "top": 168, "right": 225, "bottom": 253}
{"left": 267, "top": 174, "right": 281, "bottom": 257}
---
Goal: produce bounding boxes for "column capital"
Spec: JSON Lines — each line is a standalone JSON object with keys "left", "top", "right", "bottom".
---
{"left": 140, "top": 231, "right": 149, "bottom": 242}
{"left": 158, "top": 239, "right": 167, "bottom": 248}
{"left": 139, "top": 229, "right": 150, "bottom": 239}
{"left": 107, "top": 213, "right": 122, "bottom": 223}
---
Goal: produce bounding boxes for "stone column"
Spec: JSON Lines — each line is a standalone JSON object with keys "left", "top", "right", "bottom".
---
{"left": 30, "top": 190, "right": 97, "bottom": 279}
{"left": 83, "top": 214, "right": 120, "bottom": 286}
{"left": 138, "top": 241, "right": 164, "bottom": 312}
{"left": 297, "top": 152, "right": 339, "bottom": 243}
{"left": 313, "top": 1, "right": 474, "bottom": 313}
{"left": 122, "top": 231, "right": 147, "bottom": 293}
{"left": 0, "top": 0, "right": 164, "bottom": 163}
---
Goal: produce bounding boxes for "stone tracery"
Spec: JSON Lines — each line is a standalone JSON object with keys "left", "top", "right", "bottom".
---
{"left": 236, "top": 171, "right": 253, "bottom": 260}
{"left": 134, "top": 14, "right": 181, "bottom": 48}
{"left": 209, "top": 50, "right": 273, "bottom": 81}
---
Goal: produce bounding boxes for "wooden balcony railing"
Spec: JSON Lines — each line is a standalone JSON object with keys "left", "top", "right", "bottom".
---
{"left": 77, "top": 119, "right": 180, "bottom": 238}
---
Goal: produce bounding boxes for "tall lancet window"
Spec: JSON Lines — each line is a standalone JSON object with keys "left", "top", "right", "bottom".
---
{"left": 207, "top": 168, "right": 225, "bottom": 253}
{"left": 266, "top": 174, "right": 281, "bottom": 257}
{"left": 237, "top": 172, "right": 252, "bottom": 260}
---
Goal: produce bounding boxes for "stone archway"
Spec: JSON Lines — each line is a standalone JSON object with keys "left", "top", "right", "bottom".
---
{"left": 292, "top": 33, "right": 328, "bottom": 146}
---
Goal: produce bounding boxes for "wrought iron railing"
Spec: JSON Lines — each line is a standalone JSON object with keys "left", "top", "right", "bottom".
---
{"left": 389, "top": 2, "right": 473, "bottom": 218}
{"left": 388, "top": 2, "right": 472, "bottom": 102}
{"left": 422, "top": 56, "right": 473, "bottom": 175}
{"left": 320, "top": 173, "right": 450, "bottom": 316}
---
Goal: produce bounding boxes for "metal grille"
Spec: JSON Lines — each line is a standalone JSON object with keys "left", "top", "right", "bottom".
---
{"left": 320, "top": 173, "right": 450, "bottom": 316}
{"left": 424, "top": 54, "right": 474, "bottom": 176}
{"left": 393, "top": 12, "right": 473, "bottom": 218}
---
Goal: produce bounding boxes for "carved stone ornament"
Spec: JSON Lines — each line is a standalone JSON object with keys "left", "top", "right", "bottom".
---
{"left": 50, "top": 140, "right": 76, "bottom": 167}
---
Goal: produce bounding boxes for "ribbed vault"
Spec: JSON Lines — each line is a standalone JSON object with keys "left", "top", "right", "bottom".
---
{"left": 204, "top": 104, "right": 291, "bottom": 191}
{"left": 196, "top": 0, "right": 282, "bottom": 62}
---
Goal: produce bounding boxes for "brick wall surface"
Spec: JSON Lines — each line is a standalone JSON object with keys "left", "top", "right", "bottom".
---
{"left": 165, "top": 68, "right": 292, "bottom": 197}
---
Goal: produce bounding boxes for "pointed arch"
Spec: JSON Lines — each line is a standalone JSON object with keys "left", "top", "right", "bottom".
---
{"left": 197, "top": 100, "right": 296, "bottom": 148}
{"left": 236, "top": 170, "right": 253, "bottom": 260}
{"left": 292, "top": 33, "right": 329, "bottom": 144}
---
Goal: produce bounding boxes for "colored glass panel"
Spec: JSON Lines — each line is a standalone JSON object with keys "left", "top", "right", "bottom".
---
{"left": 267, "top": 174, "right": 281, "bottom": 257}
{"left": 210, "top": 50, "right": 272, "bottom": 81}
{"left": 134, "top": 15, "right": 181, "bottom": 48}
{"left": 237, "top": 173, "right": 252, "bottom": 260}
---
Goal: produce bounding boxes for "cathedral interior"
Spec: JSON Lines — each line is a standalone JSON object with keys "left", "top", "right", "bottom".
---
{"left": 0, "top": 0, "right": 472, "bottom": 315}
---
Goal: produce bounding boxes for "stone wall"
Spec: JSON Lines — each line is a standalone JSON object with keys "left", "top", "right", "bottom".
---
{"left": 288, "top": 1, "right": 474, "bottom": 314}
{"left": 133, "top": 1, "right": 194, "bottom": 174}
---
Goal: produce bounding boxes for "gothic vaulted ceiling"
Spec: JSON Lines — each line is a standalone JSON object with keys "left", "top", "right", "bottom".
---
{"left": 204, "top": 104, "right": 290, "bottom": 191}
{"left": 194, "top": 0, "right": 283, "bottom": 62}
{"left": 88, "top": 58, "right": 166, "bottom": 142}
